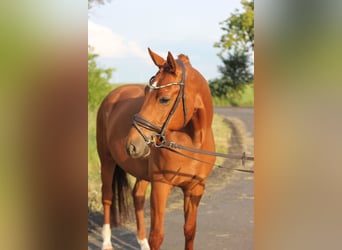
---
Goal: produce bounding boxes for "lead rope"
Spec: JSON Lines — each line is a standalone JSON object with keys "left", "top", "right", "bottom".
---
{"left": 155, "top": 139, "right": 254, "bottom": 173}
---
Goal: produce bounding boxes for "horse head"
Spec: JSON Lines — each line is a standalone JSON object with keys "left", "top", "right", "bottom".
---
{"left": 126, "top": 48, "right": 212, "bottom": 159}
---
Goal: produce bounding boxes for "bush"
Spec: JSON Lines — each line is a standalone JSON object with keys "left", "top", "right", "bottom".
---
{"left": 209, "top": 50, "right": 253, "bottom": 99}
{"left": 88, "top": 50, "right": 114, "bottom": 111}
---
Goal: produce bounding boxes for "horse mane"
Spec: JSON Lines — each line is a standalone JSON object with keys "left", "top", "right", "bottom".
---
{"left": 177, "top": 54, "right": 191, "bottom": 66}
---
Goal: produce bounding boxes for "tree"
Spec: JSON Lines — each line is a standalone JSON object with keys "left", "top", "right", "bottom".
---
{"left": 210, "top": 0, "right": 254, "bottom": 99}
{"left": 88, "top": 0, "right": 110, "bottom": 9}
{"left": 88, "top": 48, "right": 114, "bottom": 110}
{"left": 214, "top": 0, "right": 254, "bottom": 54}
{"left": 209, "top": 51, "right": 253, "bottom": 98}
{"left": 88, "top": 1, "right": 114, "bottom": 109}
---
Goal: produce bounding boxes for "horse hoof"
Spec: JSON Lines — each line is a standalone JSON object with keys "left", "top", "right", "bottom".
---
{"left": 102, "top": 242, "right": 113, "bottom": 250}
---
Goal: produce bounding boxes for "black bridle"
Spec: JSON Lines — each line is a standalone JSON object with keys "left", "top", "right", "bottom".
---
{"left": 132, "top": 59, "right": 187, "bottom": 145}
{"left": 132, "top": 59, "right": 255, "bottom": 172}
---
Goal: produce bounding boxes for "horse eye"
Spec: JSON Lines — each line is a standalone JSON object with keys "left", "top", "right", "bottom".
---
{"left": 159, "top": 96, "right": 171, "bottom": 105}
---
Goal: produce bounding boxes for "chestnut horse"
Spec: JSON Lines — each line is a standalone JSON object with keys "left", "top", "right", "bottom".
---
{"left": 96, "top": 48, "right": 216, "bottom": 250}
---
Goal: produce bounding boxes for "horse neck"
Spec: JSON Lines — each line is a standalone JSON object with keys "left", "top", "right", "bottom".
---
{"left": 187, "top": 72, "right": 214, "bottom": 148}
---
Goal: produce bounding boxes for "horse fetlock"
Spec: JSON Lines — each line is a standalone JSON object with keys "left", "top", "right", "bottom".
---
{"left": 137, "top": 237, "right": 150, "bottom": 250}
{"left": 102, "top": 199, "right": 112, "bottom": 206}
{"left": 149, "top": 230, "right": 164, "bottom": 250}
{"left": 102, "top": 224, "right": 113, "bottom": 250}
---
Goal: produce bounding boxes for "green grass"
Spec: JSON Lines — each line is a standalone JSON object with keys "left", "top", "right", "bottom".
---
{"left": 239, "top": 84, "right": 254, "bottom": 106}
{"left": 212, "top": 114, "right": 231, "bottom": 167}
{"left": 213, "top": 84, "right": 254, "bottom": 107}
{"left": 88, "top": 110, "right": 101, "bottom": 212}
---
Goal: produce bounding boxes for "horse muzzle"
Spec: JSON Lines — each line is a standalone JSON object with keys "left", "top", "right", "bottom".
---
{"left": 126, "top": 137, "right": 151, "bottom": 159}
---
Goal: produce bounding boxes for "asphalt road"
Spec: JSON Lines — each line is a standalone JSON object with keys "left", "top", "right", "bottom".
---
{"left": 214, "top": 107, "right": 254, "bottom": 136}
{"left": 88, "top": 107, "right": 254, "bottom": 250}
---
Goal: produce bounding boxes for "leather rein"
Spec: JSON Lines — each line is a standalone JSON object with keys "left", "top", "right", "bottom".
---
{"left": 132, "top": 60, "right": 254, "bottom": 173}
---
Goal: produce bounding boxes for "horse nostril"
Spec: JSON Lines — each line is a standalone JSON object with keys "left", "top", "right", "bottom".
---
{"left": 127, "top": 140, "right": 150, "bottom": 158}
{"left": 127, "top": 143, "right": 136, "bottom": 156}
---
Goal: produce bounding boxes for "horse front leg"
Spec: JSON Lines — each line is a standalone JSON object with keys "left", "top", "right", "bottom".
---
{"left": 183, "top": 183, "right": 205, "bottom": 250}
{"left": 149, "top": 182, "right": 173, "bottom": 250}
{"left": 133, "top": 179, "right": 150, "bottom": 250}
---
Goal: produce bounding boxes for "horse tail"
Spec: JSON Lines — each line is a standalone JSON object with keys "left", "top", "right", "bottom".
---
{"left": 111, "top": 165, "right": 132, "bottom": 226}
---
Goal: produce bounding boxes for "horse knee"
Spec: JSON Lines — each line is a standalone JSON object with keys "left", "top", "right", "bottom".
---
{"left": 132, "top": 181, "right": 148, "bottom": 210}
{"left": 133, "top": 195, "right": 145, "bottom": 211}
{"left": 149, "top": 229, "right": 164, "bottom": 249}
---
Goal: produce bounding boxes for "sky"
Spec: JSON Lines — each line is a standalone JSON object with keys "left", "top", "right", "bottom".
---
{"left": 88, "top": 0, "right": 242, "bottom": 83}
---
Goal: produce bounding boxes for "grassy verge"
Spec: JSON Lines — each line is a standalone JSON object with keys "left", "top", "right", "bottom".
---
{"left": 213, "top": 84, "right": 254, "bottom": 107}
{"left": 212, "top": 114, "right": 231, "bottom": 167}
{"left": 88, "top": 109, "right": 102, "bottom": 212}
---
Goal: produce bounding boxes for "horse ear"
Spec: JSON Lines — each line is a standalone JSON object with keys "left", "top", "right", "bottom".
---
{"left": 167, "top": 51, "right": 177, "bottom": 73}
{"left": 148, "top": 48, "right": 165, "bottom": 68}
